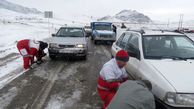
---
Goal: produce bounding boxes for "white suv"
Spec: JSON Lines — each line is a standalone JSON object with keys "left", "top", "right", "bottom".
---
{"left": 111, "top": 30, "right": 194, "bottom": 109}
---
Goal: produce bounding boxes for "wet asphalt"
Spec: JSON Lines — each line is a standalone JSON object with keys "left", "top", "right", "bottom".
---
{"left": 0, "top": 38, "right": 112, "bottom": 109}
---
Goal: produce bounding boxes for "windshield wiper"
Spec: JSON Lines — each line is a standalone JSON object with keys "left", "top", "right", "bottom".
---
{"left": 183, "top": 57, "right": 194, "bottom": 60}
{"left": 146, "top": 56, "right": 186, "bottom": 60}
{"left": 160, "top": 56, "right": 187, "bottom": 60}
{"left": 69, "top": 35, "right": 83, "bottom": 37}
{"left": 57, "top": 35, "right": 68, "bottom": 37}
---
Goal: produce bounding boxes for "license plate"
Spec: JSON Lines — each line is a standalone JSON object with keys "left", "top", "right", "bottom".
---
{"left": 59, "top": 50, "right": 73, "bottom": 53}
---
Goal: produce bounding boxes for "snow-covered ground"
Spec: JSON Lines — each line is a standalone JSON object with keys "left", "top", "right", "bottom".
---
{"left": 0, "top": 8, "right": 92, "bottom": 90}
{"left": 0, "top": 21, "right": 49, "bottom": 89}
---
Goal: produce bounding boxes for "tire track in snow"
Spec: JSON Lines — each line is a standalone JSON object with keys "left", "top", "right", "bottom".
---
{"left": 0, "top": 66, "right": 25, "bottom": 89}
{"left": 100, "top": 45, "right": 111, "bottom": 59}
{"left": 30, "top": 62, "right": 67, "bottom": 109}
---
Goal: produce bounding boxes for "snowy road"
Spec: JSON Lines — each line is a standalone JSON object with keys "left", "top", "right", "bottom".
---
{"left": 0, "top": 39, "right": 112, "bottom": 109}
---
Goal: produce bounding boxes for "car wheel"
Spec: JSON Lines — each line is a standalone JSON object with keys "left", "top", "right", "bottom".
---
{"left": 94, "top": 40, "right": 98, "bottom": 45}
{"left": 82, "top": 55, "right": 87, "bottom": 60}
{"left": 111, "top": 41, "right": 114, "bottom": 45}
{"left": 107, "top": 41, "right": 113, "bottom": 45}
{"left": 49, "top": 55, "right": 56, "bottom": 60}
{"left": 91, "top": 35, "right": 94, "bottom": 40}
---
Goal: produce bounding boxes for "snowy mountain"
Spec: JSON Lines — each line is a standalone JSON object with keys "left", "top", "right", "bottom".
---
{"left": 0, "top": 0, "right": 42, "bottom": 14}
{"left": 98, "top": 10, "right": 152, "bottom": 23}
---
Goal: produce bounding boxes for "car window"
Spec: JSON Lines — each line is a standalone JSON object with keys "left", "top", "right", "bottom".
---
{"left": 94, "top": 25, "right": 111, "bottom": 30}
{"left": 142, "top": 35, "right": 194, "bottom": 59}
{"left": 125, "top": 33, "right": 139, "bottom": 54}
{"left": 116, "top": 33, "right": 125, "bottom": 47}
{"left": 174, "top": 37, "right": 194, "bottom": 48}
{"left": 56, "top": 28, "right": 84, "bottom": 37}
{"left": 128, "top": 33, "right": 139, "bottom": 49}
{"left": 119, "top": 34, "right": 131, "bottom": 49}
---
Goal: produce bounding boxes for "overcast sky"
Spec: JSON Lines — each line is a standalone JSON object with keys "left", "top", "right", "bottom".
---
{"left": 8, "top": 0, "right": 194, "bottom": 22}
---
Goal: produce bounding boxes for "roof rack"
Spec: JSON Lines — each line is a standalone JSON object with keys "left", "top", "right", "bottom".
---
{"left": 152, "top": 29, "right": 184, "bottom": 34}
{"left": 126, "top": 28, "right": 145, "bottom": 34}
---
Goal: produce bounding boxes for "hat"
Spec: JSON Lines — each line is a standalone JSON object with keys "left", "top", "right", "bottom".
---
{"left": 39, "top": 41, "right": 48, "bottom": 50}
{"left": 115, "top": 49, "right": 129, "bottom": 62}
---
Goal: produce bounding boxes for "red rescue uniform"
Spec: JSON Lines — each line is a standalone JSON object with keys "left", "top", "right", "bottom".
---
{"left": 17, "top": 39, "right": 39, "bottom": 69}
{"left": 97, "top": 59, "right": 129, "bottom": 109}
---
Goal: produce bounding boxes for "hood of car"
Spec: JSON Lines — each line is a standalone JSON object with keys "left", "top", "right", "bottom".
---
{"left": 95, "top": 30, "right": 114, "bottom": 35}
{"left": 147, "top": 59, "right": 194, "bottom": 93}
{"left": 49, "top": 37, "right": 86, "bottom": 45}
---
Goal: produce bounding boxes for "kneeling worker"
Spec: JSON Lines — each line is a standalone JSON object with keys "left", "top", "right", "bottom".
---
{"left": 17, "top": 39, "right": 48, "bottom": 69}
{"left": 97, "top": 49, "right": 130, "bottom": 109}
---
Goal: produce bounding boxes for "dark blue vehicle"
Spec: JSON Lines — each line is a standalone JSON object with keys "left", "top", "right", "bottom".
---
{"left": 91, "top": 22, "right": 116, "bottom": 44}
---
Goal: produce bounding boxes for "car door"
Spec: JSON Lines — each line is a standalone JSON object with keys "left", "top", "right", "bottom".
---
{"left": 124, "top": 33, "right": 141, "bottom": 79}
{"left": 111, "top": 33, "right": 131, "bottom": 56}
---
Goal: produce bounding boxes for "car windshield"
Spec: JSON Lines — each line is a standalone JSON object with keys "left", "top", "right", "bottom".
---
{"left": 84, "top": 26, "right": 91, "bottom": 29}
{"left": 142, "top": 35, "right": 194, "bottom": 60}
{"left": 56, "top": 28, "right": 84, "bottom": 37}
{"left": 94, "top": 25, "right": 111, "bottom": 30}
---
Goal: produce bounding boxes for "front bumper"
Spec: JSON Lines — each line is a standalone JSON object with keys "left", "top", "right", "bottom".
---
{"left": 48, "top": 48, "right": 87, "bottom": 57}
{"left": 94, "top": 37, "right": 116, "bottom": 41}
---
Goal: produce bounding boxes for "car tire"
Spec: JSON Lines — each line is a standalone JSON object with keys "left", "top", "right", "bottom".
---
{"left": 82, "top": 55, "right": 87, "bottom": 60}
{"left": 107, "top": 41, "right": 113, "bottom": 45}
{"left": 49, "top": 55, "right": 56, "bottom": 60}
{"left": 94, "top": 40, "right": 98, "bottom": 45}
{"left": 91, "top": 35, "right": 94, "bottom": 40}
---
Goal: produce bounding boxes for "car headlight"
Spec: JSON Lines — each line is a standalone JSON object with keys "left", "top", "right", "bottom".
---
{"left": 49, "top": 43, "right": 58, "bottom": 48}
{"left": 77, "top": 44, "right": 85, "bottom": 48}
{"left": 165, "top": 92, "right": 194, "bottom": 107}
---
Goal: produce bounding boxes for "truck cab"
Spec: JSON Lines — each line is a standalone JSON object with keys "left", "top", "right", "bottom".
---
{"left": 91, "top": 22, "right": 116, "bottom": 44}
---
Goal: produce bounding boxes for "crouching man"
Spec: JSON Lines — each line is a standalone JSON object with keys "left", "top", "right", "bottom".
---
{"left": 17, "top": 39, "right": 48, "bottom": 69}
{"left": 97, "top": 49, "right": 130, "bottom": 109}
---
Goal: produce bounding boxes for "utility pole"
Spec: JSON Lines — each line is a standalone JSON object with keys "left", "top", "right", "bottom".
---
{"left": 167, "top": 18, "right": 170, "bottom": 28}
{"left": 178, "top": 14, "right": 184, "bottom": 30}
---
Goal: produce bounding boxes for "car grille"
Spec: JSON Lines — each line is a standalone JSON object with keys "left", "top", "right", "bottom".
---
{"left": 59, "top": 45, "right": 75, "bottom": 48}
{"left": 100, "top": 35, "right": 112, "bottom": 38}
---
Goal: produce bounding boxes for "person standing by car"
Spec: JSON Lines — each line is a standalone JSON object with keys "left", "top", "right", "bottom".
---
{"left": 17, "top": 39, "right": 48, "bottom": 69}
{"left": 112, "top": 24, "right": 117, "bottom": 34}
{"left": 121, "top": 23, "right": 126, "bottom": 28}
{"left": 97, "top": 49, "right": 129, "bottom": 109}
{"left": 107, "top": 80, "right": 155, "bottom": 109}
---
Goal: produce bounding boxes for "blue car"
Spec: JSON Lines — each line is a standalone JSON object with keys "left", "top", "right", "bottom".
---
{"left": 91, "top": 22, "right": 116, "bottom": 44}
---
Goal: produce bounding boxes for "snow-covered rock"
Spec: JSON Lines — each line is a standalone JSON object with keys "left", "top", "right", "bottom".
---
{"left": 98, "top": 10, "right": 152, "bottom": 23}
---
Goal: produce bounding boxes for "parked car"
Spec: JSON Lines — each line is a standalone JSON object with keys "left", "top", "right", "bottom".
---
{"left": 91, "top": 22, "right": 116, "bottom": 44}
{"left": 49, "top": 27, "right": 88, "bottom": 59}
{"left": 111, "top": 29, "right": 194, "bottom": 109}
{"left": 84, "top": 26, "right": 92, "bottom": 37}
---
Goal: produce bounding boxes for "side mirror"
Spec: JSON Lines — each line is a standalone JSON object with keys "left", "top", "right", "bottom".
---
{"left": 51, "top": 33, "right": 56, "bottom": 37}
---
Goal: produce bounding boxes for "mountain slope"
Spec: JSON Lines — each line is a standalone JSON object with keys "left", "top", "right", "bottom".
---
{"left": 0, "top": 0, "right": 42, "bottom": 14}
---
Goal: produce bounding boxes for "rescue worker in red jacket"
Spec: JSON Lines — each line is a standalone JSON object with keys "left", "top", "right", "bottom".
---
{"left": 97, "top": 49, "right": 129, "bottom": 109}
{"left": 17, "top": 39, "right": 48, "bottom": 69}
